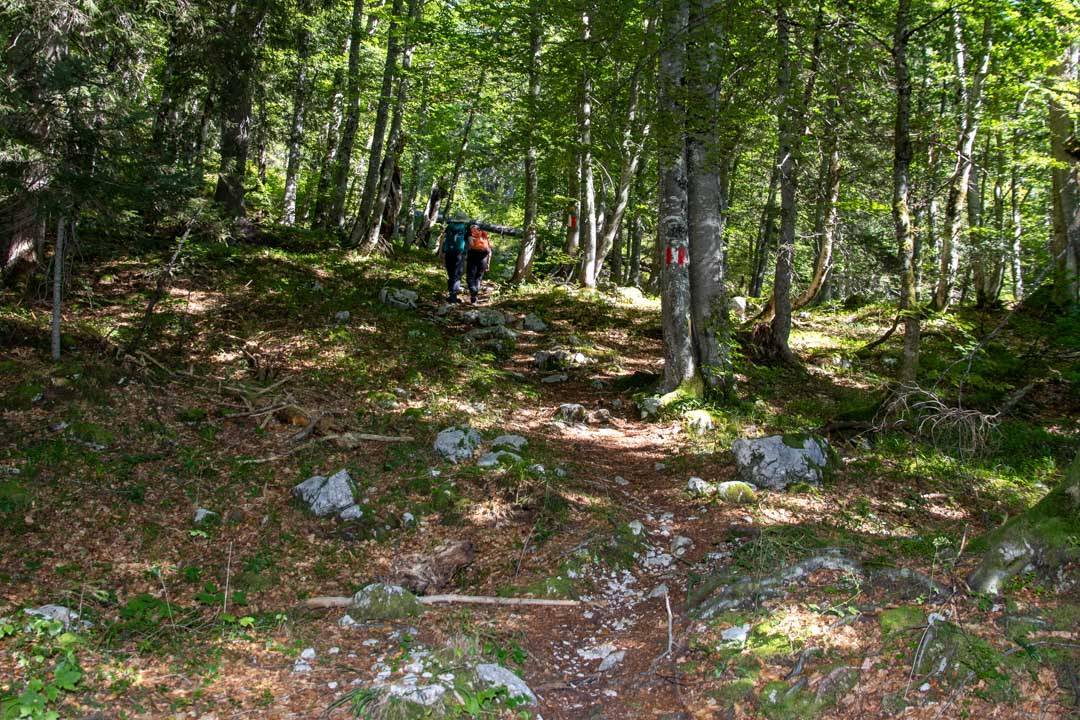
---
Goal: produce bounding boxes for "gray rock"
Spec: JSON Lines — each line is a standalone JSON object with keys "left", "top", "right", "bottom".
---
{"left": 614, "top": 475, "right": 629, "bottom": 486}
{"left": 721, "top": 623, "right": 750, "bottom": 645}
{"left": 628, "top": 520, "right": 645, "bottom": 535}
{"left": 463, "top": 308, "right": 506, "bottom": 326}
{"left": 639, "top": 395, "right": 662, "bottom": 419}
{"left": 683, "top": 409, "right": 715, "bottom": 434}
{"left": 23, "top": 605, "right": 91, "bottom": 631}
{"left": 334, "top": 310, "right": 351, "bottom": 323}
{"left": 338, "top": 504, "right": 364, "bottom": 520}
{"left": 554, "top": 467, "right": 568, "bottom": 478}
{"left": 522, "top": 313, "right": 548, "bottom": 332}
{"left": 731, "top": 434, "right": 830, "bottom": 490}
{"left": 687, "top": 477, "right": 714, "bottom": 496}
{"left": 555, "top": 403, "right": 587, "bottom": 423}
{"left": 598, "top": 650, "right": 626, "bottom": 672}
{"left": 350, "top": 583, "right": 422, "bottom": 620}
{"left": 379, "top": 287, "right": 419, "bottom": 310}
{"left": 433, "top": 427, "right": 482, "bottom": 463}
{"left": 492, "top": 434, "right": 528, "bottom": 452}
{"left": 527, "top": 463, "right": 546, "bottom": 476}
{"left": 477, "top": 450, "right": 522, "bottom": 468}
{"left": 292, "top": 470, "right": 356, "bottom": 517}
{"left": 590, "top": 408, "right": 612, "bottom": 424}
{"left": 463, "top": 324, "right": 517, "bottom": 343}
{"left": 541, "top": 373, "right": 569, "bottom": 383}
{"left": 533, "top": 348, "right": 589, "bottom": 371}
{"left": 338, "top": 614, "right": 358, "bottom": 627}
{"left": 671, "top": 536, "right": 694, "bottom": 557}
{"left": 300, "top": 647, "right": 316, "bottom": 660}
{"left": 474, "top": 663, "right": 536, "bottom": 704}
{"left": 193, "top": 508, "right": 217, "bottom": 524}
{"left": 387, "top": 682, "right": 446, "bottom": 706}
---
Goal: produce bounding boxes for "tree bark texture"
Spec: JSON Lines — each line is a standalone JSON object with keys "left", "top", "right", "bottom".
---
{"left": 512, "top": 2, "right": 543, "bottom": 283}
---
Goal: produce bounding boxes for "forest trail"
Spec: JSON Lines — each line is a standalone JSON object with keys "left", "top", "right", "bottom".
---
{"left": 428, "top": 294, "right": 736, "bottom": 718}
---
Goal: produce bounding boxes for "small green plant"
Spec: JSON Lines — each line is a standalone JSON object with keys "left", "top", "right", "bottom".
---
{"left": 0, "top": 618, "right": 84, "bottom": 720}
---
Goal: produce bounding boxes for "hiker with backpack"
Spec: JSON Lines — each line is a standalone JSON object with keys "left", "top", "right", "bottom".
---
{"left": 465, "top": 226, "right": 492, "bottom": 304}
{"left": 441, "top": 213, "right": 472, "bottom": 303}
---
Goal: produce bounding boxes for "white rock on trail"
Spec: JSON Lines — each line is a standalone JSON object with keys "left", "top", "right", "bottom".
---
{"left": 492, "top": 434, "right": 528, "bottom": 452}
{"left": 433, "top": 427, "right": 482, "bottom": 463}
{"left": 554, "top": 403, "right": 587, "bottom": 423}
{"left": 379, "top": 287, "right": 419, "bottom": 310}
{"left": 687, "top": 477, "right": 714, "bottom": 496}
{"left": 541, "top": 373, "right": 569, "bottom": 383}
{"left": 292, "top": 470, "right": 356, "bottom": 517}
{"left": 23, "top": 605, "right": 91, "bottom": 631}
{"left": 732, "top": 434, "right": 830, "bottom": 490}
{"left": 193, "top": 507, "right": 217, "bottom": 524}
{"left": 474, "top": 663, "right": 537, "bottom": 704}
{"left": 477, "top": 450, "right": 522, "bottom": 468}
{"left": 333, "top": 310, "right": 351, "bottom": 323}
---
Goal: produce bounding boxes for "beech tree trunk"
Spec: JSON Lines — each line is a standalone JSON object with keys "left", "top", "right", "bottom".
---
{"left": 749, "top": 163, "right": 779, "bottom": 297}
{"left": 596, "top": 51, "right": 650, "bottom": 281}
{"left": 282, "top": 17, "right": 311, "bottom": 226}
{"left": 329, "top": 0, "right": 369, "bottom": 230}
{"left": 893, "top": 0, "right": 919, "bottom": 383}
{"left": 403, "top": 74, "right": 431, "bottom": 247}
{"left": 360, "top": 0, "right": 422, "bottom": 250}
{"left": 352, "top": 0, "right": 405, "bottom": 246}
{"left": 212, "top": 0, "right": 268, "bottom": 217}
{"left": 442, "top": 69, "right": 485, "bottom": 219}
{"left": 512, "top": 2, "right": 543, "bottom": 283}
{"left": 1049, "top": 42, "right": 1080, "bottom": 305}
{"left": 767, "top": 0, "right": 801, "bottom": 363}
{"left": 933, "top": 13, "right": 991, "bottom": 311}
{"left": 1010, "top": 130, "right": 1024, "bottom": 301}
{"left": 658, "top": 0, "right": 695, "bottom": 393}
{"left": 686, "top": 0, "right": 731, "bottom": 393}
{"left": 578, "top": 9, "right": 598, "bottom": 288}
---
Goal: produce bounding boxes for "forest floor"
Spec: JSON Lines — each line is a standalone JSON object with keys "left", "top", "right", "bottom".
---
{"left": 1, "top": 231, "right": 1078, "bottom": 720}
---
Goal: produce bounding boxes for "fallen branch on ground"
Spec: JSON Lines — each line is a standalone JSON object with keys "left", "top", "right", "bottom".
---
{"left": 300, "top": 594, "right": 579, "bottom": 609}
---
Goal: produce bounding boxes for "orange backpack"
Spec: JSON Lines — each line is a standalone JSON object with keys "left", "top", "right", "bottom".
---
{"left": 468, "top": 226, "right": 491, "bottom": 252}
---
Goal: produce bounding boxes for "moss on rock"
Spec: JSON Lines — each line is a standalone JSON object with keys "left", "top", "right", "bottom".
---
{"left": 350, "top": 583, "right": 422, "bottom": 620}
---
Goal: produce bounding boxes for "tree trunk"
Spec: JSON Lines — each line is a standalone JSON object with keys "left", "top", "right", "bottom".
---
{"left": 51, "top": 216, "right": 67, "bottom": 362}
{"left": 795, "top": 121, "right": 840, "bottom": 309}
{"left": 212, "top": 0, "right": 269, "bottom": 217}
{"left": 658, "top": 0, "right": 696, "bottom": 394}
{"left": 893, "top": 0, "right": 919, "bottom": 383}
{"left": 686, "top": 0, "right": 730, "bottom": 393}
{"left": 352, "top": 0, "right": 405, "bottom": 246}
{"left": 767, "top": 0, "right": 801, "bottom": 363}
{"left": 565, "top": 158, "right": 581, "bottom": 255}
{"left": 403, "top": 74, "right": 431, "bottom": 247}
{"left": 329, "top": 0, "right": 369, "bottom": 230}
{"left": 416, "top": 179, "right": 447, "bottom": 248}
{"left": 512, "top": 2, "right": 543, "bottom": 283}
{"left": 442, "top": 69, "right": 485, "bottom": 219}
{"left": 1009, "top": 131, "right": 1024, "bottom": 301}
{"left": 282, "top": 19, "right": 312, "bottom": 226}
{"left": 360, "top": 0, "right": 422, "bottom": 250}
{"left": 577, "top": 9, "right": 598, "bottom": 288}
{"left": 749, "top": 162, "right": 780, "bottom": 297}
{"left": 1049, "top": 41, "right": 1080, "bottom": 305}
{"left": 629, "top": 161, "right": 646, "bottom": 286}
{"left": 933, "top": 12, "right": 992, "bottom": 311}
{"left": 312, "top": 67, "right": 346, "bottom": 228}
{"left": 596, "top": 53, "right": 650, "bottom": 281}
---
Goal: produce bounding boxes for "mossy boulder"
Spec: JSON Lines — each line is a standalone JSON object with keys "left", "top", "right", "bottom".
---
{"left": 715, "top": 481, "right": 757, "bottom": 504}
{"left": 880, "top": 606, "right": 925, "bottom": 638}
{"left": 732, "top": 434, "right": 830, "bottom": 491}
{"left": 683, "top": 409, "right": 715, "bottom": 434}
{"left": 914, "top": 619, "right": 1014, "bottom": 698}
{"left": 968, "top": 452, "right": 1080, "bottom": 594}
{"left": 349, "top": 583, "right": 423, "bottom": 620}
{"left": 758, "top": 680, "right": 822, "bottom": 720}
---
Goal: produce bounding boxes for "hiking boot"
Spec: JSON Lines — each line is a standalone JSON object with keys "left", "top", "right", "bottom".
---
{"left": 469, "top": 294, "right": 477, "bottom": 304}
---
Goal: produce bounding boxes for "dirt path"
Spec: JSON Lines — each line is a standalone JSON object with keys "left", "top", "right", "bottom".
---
{"left": 489, "top": 310, "right": 733, "bottom": 719}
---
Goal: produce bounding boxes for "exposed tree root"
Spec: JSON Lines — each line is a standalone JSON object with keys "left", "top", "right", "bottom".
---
{"left": 694, "top": 549, "right": 945, "bottom": 617}
{"left": 300, "top": 594, "right": 580, "bottom": 609}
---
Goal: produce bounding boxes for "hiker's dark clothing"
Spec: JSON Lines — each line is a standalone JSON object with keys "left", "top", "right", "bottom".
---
{"left": 444, "top": 249, "right": 466, "bottom": 301}
{"left": 442, "top": 220, "right": 471, "bottom": 302}
{"left": 466, "top": 248, "right": 491, "bottom": 302}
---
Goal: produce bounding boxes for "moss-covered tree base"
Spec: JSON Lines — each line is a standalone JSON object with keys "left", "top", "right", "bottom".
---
{"left": 968, "top": 453, "right": 1080, "bottom": 595}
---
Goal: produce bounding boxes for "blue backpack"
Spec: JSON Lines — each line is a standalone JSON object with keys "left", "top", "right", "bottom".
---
{"left": 442, "top": 221, "right": 469, "bottom": 254}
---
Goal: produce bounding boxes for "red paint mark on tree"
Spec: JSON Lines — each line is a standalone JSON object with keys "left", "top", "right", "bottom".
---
{"left": 568, "top": 214, "right": 577, "bottom": 229}
{"left": 678, "top": 247, "right": 688, "bottom": 265}
{"left": 665, "top": 246, "right": 674, "bottom": 266}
